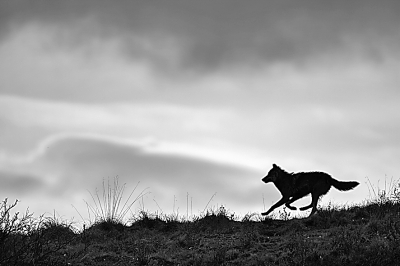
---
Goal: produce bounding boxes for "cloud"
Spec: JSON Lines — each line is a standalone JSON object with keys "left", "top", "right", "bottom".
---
{"left": 0, "top": 170, "right": 45, "bottom": 196}
{"left": 1, "top": 0, "right": 399, "bottom": 73}
{"left": 42, "top": 135, "right": 259, "bottom": 189}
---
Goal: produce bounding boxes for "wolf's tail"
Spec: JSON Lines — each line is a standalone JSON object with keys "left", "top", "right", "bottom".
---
{"left": 330, "top": 178, "right": 359, "bottom": 191}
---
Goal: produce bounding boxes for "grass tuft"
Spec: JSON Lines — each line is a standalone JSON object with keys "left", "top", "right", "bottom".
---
{"left": 84, "top": 176, "right": 149, "bottom": 225}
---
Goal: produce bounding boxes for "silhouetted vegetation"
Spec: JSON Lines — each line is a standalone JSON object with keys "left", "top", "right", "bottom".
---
{"left": 2, "top": 181, "right": 400, "bottom": 265}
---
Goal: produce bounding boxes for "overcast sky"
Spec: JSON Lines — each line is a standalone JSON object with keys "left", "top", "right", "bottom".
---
{"left": 1, "top": 0, "right": 400, "bottom": 221}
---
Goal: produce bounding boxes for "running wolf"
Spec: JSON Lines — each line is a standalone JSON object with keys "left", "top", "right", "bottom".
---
{"left": 261, "top": 164, "right": 359, "bottom": 216}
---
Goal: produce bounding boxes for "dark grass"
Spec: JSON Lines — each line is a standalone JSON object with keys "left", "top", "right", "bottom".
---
{"left": 2, "top": 182, "right": 400, "bottom": 265}
{"left": 2, "top": 198, "right": 400, "bottom": 265}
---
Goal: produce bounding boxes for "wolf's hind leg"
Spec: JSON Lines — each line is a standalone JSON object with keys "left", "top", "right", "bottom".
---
{"left": 309, "top": 194, "right": 320, "bottom": 216}
{"left": 299, "top": 194, "right": 316, "bottom": 211}
{"left": 285, "top": 198, "right": 298, "bottom": 210}
{"left": 300, "top": 193, "right": 320, "bottom": 216}
{"left": 300, "top": 194, "right": 320, "bottom": 213}
{"left": 287, "top": 191, "right": 309, "bottom": 211}
{"left": 299, "top": 203, "right": 312, "bottom": 211}
{"left": 285, "top": 203, "right": 297, "bottom": 210}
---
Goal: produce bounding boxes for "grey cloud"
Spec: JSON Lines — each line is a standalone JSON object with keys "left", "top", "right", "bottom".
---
{"left": 43, "top": 136, "right": 256, "bottom": 185}
{"left": 2, "top": 0, "right": 399, "bottom": 72}
{"left": 0, "top": 170, "right": 45, "bottom": 196}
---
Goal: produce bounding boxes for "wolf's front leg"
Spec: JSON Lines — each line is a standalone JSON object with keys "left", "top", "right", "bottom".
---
{"left": 261, "top": 197, "right": 288, "bottom": 216}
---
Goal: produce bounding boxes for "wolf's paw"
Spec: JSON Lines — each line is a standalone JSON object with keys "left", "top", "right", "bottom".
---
{"left": 286, "top": 206, "right": 297, "bottom": 211}
{"left": 261, "top": 212, "right": 269, "bottom": 216}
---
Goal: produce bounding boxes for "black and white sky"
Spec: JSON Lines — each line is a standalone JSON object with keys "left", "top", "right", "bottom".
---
{"left": 1, "top": 0, "right": 400, "bottom": 219}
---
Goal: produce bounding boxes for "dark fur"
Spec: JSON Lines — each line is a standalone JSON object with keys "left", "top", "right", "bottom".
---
{"left": 261, "top": 164, "right": 359, "bottom": 216}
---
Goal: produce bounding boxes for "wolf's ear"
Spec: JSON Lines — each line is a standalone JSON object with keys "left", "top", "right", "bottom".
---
{"left": 273, "top": 163, "right": 277, "bottom": 168}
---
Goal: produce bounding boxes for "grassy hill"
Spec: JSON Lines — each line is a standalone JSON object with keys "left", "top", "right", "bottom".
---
{"left": 2, "top": 195, "right": 400, "bottom": 266}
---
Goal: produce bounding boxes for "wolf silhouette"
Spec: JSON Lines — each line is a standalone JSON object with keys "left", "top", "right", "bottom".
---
{"left": 261, "top": 164, "right": 359, "bottom": 216}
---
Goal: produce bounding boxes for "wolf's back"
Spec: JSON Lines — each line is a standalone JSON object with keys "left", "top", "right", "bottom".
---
{"left": 330, "top": 178, "right": 359, "bottom": 191}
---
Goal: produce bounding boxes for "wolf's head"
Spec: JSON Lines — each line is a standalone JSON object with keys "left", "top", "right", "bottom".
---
{"left": 262, "top": 163, "right": 281, "bottom": 183}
